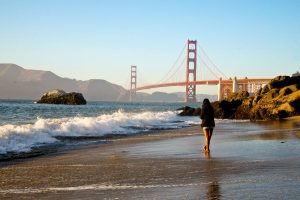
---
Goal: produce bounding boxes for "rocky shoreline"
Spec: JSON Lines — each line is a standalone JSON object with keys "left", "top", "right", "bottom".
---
{"left": 178, "top": 75, "right": 300, "bottom": 121}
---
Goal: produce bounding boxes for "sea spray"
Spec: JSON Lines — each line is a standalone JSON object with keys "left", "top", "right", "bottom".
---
{"left": 0, "top": 123, "right": 57, "bottom": 154}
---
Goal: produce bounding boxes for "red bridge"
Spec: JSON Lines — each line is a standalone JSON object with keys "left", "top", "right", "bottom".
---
{"left": 129, "top": 40, "right": 271, "bottom": 102}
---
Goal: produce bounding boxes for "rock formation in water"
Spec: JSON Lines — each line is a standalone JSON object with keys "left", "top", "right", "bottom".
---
{"left": 37, "top": 89, "right": 87, "bottom": 105}
{"left": 177, "top": 106, "right": 201, "bottom": 116}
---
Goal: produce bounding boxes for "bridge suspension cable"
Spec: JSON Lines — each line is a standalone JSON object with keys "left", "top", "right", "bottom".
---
{"left": 197, "top": 51, "right": 220, "bottom": 80}
{"left": 137, "top": 75, "right": 150, "bottom": 87}
{"left": 131, "top": 40, "right": 228, "bottom": 87}
{"left": 135, "top": 65, "right": 153, "bottom": 87}
{"left": 156, "top": 42, "right": 187, "bottom": 84}
{"left": 197, "top": 43, "right": 228, "bottom": 79}
{"left": 163, "top": 55, "right": 186, "bottom": 83}
{"left": 155, "top": 41, "right": 228, "bottom": 84}
{"left": 129, "top": 39, "right": 272, "bottom": 103}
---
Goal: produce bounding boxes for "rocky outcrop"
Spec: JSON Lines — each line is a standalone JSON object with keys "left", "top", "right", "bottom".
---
{"left": 177, "top": 106, "right": 201, "bottom": 116}
{"left": 211, "top": 91, "right": 250, "bottom": 119}
{"left": 37, "top": 89, "right": 87, "bottom": 105}
{"left": 177, "top": 75, "right": 300, "bottom": 121}
{"left": 250, "top": 76, "right": 300, "bottom": 120}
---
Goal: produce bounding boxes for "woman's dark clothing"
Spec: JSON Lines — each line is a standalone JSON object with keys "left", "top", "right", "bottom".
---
{"left": 200, "top": 105, "right": 215, "bottom": 128}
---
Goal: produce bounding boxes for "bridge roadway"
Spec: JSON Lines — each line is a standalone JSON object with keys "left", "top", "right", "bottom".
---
{"left": 135, "top": 78, "right": 272, "bottom": 91}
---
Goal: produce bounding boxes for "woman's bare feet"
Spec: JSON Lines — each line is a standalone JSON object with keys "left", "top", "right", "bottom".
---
{"left": 203, "top": 145, "right": 210, "bottom": 153}
{"left": 203, "top": 145, "right": 209, "bottom": 153}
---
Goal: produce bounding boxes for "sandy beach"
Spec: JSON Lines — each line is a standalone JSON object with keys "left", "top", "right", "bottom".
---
{"left": 1, "top": 118, "right": 300, "bottom": 199}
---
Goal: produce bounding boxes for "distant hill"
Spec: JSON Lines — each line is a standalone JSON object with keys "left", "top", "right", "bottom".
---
{"left": 135, "top": 92, "right": 182, "bottom": 102}
{"left": 136, "top": 92, "right": 217, "bottom": 102}
{"left": 0, "top": 64, "right": 217, "bottom": 102}
{"left": 0, "top": 64, "right": 127, "bottom": 101}
{"left": 172, "top": 92, "right": 218, "bottom": 102}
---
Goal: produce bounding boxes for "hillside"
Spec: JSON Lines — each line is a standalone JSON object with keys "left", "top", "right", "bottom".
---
{"left": 0, "top": 64, "right": 128, "bottom": 101}
{"left": 0, "top": 64, "right": 217, "bottom": 102}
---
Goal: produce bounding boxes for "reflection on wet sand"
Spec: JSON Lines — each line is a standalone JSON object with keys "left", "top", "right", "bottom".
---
{"left": 207, "top": 181, "right": 220, "bottom": 200}
{"left": 294, "top": 131, "right": 300, "bottom": 139}
{"left": 240, "top": 131, "right": 289, "bottom": 141}
{"left": 234, "top": 118, "right": 300, "bottom": 141}
{"left": 204, "top": 151, "right": 211, "bottom": 160}
{"left": 204, "top": 152, "right": 221, "bottom": 200}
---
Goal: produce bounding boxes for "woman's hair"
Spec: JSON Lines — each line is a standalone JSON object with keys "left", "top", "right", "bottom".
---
{"left": 202, "top": 98, "right": 213, "bottom": 110}
{"left": 203, "top": 98, "right": 211, "bottom": 106}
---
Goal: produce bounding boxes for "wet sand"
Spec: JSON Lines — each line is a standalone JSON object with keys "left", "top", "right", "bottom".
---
{"left": 1, "top": 118, "right": 300, "bottom": 199}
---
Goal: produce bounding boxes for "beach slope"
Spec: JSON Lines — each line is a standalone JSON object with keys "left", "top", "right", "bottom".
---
{"left": 1, "top": 119, "right": 300, "bottom": 199}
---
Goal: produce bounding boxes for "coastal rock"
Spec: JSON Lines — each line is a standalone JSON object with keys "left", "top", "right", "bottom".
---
{"left": 37, "top": 89, "right": 87, "bottom": 105}
{"left": 227, "top": 91, "right": 249, "bottom": 101}
{"left": 176, "top": 92, "right": 249, "bottom": 118}
{"left": 213, "top": 76, "right": 300, "bottom": 120}
{"left": 211, "top": 91, "right": 249, "bottom": 119}
{"left": 250, "top": 76, "right": 300, "bottom": 120}
{"left": 40, "top": 89, "right": 66, "bottom": 99}
{"left": 234, "top": 97, "right": 253, "bottom": 119}
{"left": 177, "top": 106, "right": 201, "bottom": 116}
{"left": 176, "top": 76, "right": 299, "bottom": 121}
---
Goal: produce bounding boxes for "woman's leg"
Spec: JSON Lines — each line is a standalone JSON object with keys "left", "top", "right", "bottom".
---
{"left": 203, "top": 128, "right": 210, "bottom": 152}
{"left": 207, "top": 128, "right": 214, "bottom": 152}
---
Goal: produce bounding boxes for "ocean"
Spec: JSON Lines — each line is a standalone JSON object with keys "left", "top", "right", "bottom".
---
{"left": 2, "top": 100, "right": 300, "bottom": 161}
{"left": 0, "top": 100, "right": 201, "bottom": 158}
{"left": 1, "top": 100, "right": 300, "bottom": 199}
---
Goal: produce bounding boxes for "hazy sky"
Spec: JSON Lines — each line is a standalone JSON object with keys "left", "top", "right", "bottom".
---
{"left": 0, "top": 0, "right": 299, "bottom": 94}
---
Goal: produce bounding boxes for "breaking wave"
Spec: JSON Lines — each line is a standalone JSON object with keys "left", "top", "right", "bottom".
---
{"left": 0, "top": 110, "right": 199, "bottom": 154}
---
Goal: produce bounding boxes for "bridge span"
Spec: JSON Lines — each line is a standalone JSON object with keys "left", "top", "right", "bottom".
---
{"left": 134, "top": 77, "right": 271, "bottom": 101}
{"left": 130, "top": 40, "right": 272, "bottom": 102}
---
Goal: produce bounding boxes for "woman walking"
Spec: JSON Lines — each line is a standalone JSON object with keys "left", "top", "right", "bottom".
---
{"left": 200, "top": 98, "right": 215, "bottom": 153}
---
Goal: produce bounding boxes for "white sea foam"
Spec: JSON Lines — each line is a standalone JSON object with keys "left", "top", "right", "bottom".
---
{"left": 0, "top": 110, "right": 199, "bottom": 154}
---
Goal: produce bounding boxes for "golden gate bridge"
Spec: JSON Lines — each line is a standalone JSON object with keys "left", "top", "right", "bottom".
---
{"left": 129, "top": 40, "right": 271, "bottom": 102}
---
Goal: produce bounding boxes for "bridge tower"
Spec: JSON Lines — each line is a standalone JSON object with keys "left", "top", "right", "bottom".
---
{"left": 185, "top": 40, "right": 197, "bottom": 102}
{"left": 130, "top": 65, "right": 137, "bottom": 102}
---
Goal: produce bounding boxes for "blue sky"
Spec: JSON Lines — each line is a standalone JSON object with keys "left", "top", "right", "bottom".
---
{"left": 0, "top": 0, "right": 299, "bottom": 94}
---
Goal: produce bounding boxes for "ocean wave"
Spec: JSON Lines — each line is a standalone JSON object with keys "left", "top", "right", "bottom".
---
{"left": 0, "top": 110, "right": 199, "bottom": 154}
